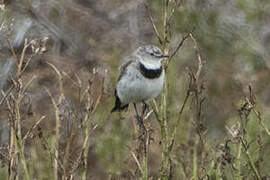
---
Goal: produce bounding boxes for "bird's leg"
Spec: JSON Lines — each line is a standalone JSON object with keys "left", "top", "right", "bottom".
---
{"left": 142, "top": 101, "right": 150, "bottom": 116}
{"left": 133, "top": 103, "right": 146, "bottom": 130}
{"left": 133, "top": 103, "right": 143, "bottom": 125}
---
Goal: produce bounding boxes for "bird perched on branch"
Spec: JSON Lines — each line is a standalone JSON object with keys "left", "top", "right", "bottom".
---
{"left": 111, "top": 45, "right": 168, "bottom": 125}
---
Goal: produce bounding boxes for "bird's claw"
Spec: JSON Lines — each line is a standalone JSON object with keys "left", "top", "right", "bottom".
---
{"left": 135, "top": 115, "right": 146, "bottom": 131}
{"left": 142, "top": 102, "right": 150, "bottom": 116}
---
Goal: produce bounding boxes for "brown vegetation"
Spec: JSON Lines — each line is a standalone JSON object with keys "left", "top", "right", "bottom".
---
{"left": 0, "top": 0, "right": 270, "bottom": 179}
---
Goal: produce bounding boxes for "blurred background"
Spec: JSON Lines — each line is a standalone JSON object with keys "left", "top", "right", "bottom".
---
{"left": 0, "top": 0, "right": 270, "bottom": 179}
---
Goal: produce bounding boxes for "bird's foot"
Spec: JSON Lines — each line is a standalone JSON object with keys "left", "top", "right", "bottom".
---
{"left": 135, "top": 115, "right": 146, "bottom": 132}
{"left": 142, "top": 102, "right": 150, "bottom": 116}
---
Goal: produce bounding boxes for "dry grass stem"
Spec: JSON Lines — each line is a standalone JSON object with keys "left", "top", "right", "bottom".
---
{"left": 0, "top": 1, "right": 269, "bottom": 180}
{"left": 145, "top": 3, "right": 163, "bottom": 44}
{"left": 44, "top": 62, "right": 64, "bottom": 180}
{"left": 131, "top": 151, "right": 143, "bottom": 175}
{"left": 168, "top": 32, "right": 191, "bottom": 64}
{"left": 22, "top": 115, "right": 45, "bottom": 141}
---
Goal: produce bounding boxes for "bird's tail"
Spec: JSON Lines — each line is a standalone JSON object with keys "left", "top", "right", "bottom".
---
{"left": 111, "top": 93, "right": 128, "bottom": 113}
{"left": 111, "top": 103, "right": 119, "bottom": 113}
{"left": 111, "top": 100, "right": 129, "bottom": 113}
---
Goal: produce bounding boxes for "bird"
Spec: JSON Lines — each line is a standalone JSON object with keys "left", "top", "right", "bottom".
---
{"left": 111, "top": 45, "right": 169, "bottom": 125}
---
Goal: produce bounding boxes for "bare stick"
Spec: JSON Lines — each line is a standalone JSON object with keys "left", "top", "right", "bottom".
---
{"left": 131, "top": 151, "right": 143, "bottom": 175}
{"left": 0, "top": 85, "right": 14, "bottom": 105}
{"left": 17, "top": 39, "right": 30, "bottom": 77}
{"left": 44, "top": 62, "right": 64, "bottom": 180}
{"left": 169, "top": 73, "right": 192, "bottom": 149}
{"left": 168, "top": 33, "right": 190, "bottom": 65}
{"left": 190, "top": 33, "right": 203, "bottom": 85}
{"left": 167, "top": 0, "right": 181, "bottom": 24}
{"left": 240, "top": 137, "right": 262, "bottom": 180}
{"left": 145, "top": 3, "right": 163, "bottom": 44}
{"left": 22, "top": 116, "right": 45, "bottom": 142}
{"left": 245, "top": 97, "right": 270, "bottom": 137}
{"left": 6, "top": 38, "right": 19, "bottom": 65}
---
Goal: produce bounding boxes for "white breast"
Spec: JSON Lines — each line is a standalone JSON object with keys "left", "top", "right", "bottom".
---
{"left": 116, "top": 62, "right": 165, "bottom": 105}
{"left": 139, "top": 59, "right": 161, "bottom": 69}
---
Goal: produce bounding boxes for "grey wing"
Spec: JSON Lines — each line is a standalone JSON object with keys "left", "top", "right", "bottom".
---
{"left": 117, "top": 55, "right": 137, "bottom": 81}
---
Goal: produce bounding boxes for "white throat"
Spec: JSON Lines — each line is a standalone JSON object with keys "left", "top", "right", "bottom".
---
{"left": 139, "top": 59, "right": 161, "bottom": 70}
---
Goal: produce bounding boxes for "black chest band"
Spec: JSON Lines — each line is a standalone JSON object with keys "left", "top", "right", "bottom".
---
{"left": 139, "top": 62, "right": 162, "bottom": 79}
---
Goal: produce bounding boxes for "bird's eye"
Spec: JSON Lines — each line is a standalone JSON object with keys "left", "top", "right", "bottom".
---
{"left": 150, "top": 53, "right": 154, "bottom": 56}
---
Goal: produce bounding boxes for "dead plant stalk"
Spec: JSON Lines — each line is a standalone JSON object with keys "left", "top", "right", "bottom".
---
{"left": 145, "top": 0, "right": 190, "bottom": 179}
{"left": 45, "top": 62, "right": 64, "bottom": 180}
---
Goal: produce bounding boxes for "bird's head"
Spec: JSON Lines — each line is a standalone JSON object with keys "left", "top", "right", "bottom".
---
{"left": 134, "top": 45, "right": 169, "bottom": 61}
{"left": 134, "top": 45, "right": 169, "bottom": 69}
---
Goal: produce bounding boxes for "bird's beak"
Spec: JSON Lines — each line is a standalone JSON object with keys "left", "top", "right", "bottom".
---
{"left": 158, "top": 55, "right": 169, "bottom": 59}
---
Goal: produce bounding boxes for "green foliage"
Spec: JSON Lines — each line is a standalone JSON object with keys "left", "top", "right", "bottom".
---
{"left": 0, "top": 161, "right": 8, "bottom": 179}
{"left": 96, "top": 116, "right": 131, "bottom": 174}
{"left": 1, "top": 0, "right": 270, "bottom": 179}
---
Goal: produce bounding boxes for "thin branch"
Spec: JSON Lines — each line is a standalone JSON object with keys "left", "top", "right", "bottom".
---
{"left": 189, "top": 32, "right": 206, "bottom": 168}
{"left": 190, "top": 33, "right": 203, "bottom": 85}
{"left": 151, "top": 99, "right": 161, "bottom": 123}
{"left": 92, "top": 77, "right": 104, "bottom": 113}
{"left": 0, "top": 85, "right": 15, "bottom": 105}
{"left": 253, "top": 109, "right": 270, "bottom": 137}
{"left": 6, "top": 38, "right": 18, "bottom": 65}
{"left": 43, "top": 62, "right": 64, "bottom": 180}
{"left": 167, "top": 0, "right": 181, "bottom": 24}
{"left": 143, "top": 109, "right": 153, "bottom": 120}
{"left": 19, "top": 75, "right": 37, "bottom": 102}
{"left": 245, "top": 97, "right": 270, "bottom": 137}
{"left": 62, "top": 71, "right": 80, "bottom": 88}
{"left": 22, "top": 116, "right": 45, "bottom": 141}
{"left": 240, "top": 137, "right": 262, "bottom": 180}
{"left": 168, "top": 32, "right": 190, "bottom": 63}
{"left": 169, "top": 72, "right": 192, "bottom": 149}
{"left": 131, "top": 151, "right": 143, "bottom": 175}
{"left": 18, "top": 39, "right": 30, "bottom": 77}
{"left": 21, "top": 55, "right": 34, "bottom": 75}
{"left": 45, "top": 62, "right": 64, "bottom": 104}
{"left": 44, "top": 87, "right": 57, "bottom": 107}
{"left": 144, "top": 3, "right": 163, "bottom": 44}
